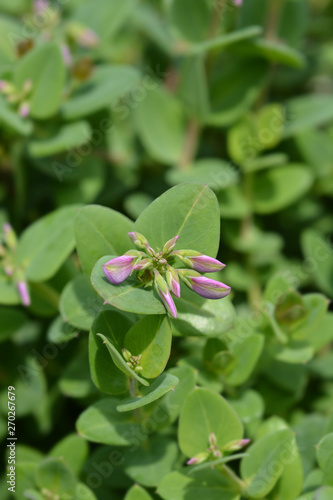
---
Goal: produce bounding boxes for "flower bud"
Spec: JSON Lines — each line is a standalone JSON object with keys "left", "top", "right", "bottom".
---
{"left": 166, "top": 266, "right": 180, "bottom": 297}
{"left": 162, "top": 235, "right": 179, "bottom": 256}
{"left": 154, "top": 269, "right": 177, "bottom": 318}
{"left": 122, "top": 348, "right": 132, "bottom": 362}
{"left": 178, "top": 269, "right": 231, "bottom": 299}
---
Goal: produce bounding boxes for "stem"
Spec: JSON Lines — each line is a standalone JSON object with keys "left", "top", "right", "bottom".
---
{"left": 11, "top": 141, "right": 25, "bottom": 230}
{"left": 178, "top": 118, "right": 200, "bottom": 170}
{"left": 265, "top": 0, "right": 285, "bottom": 40}
{"left": 218, "top": 464, "right": 248, "bottom": 496}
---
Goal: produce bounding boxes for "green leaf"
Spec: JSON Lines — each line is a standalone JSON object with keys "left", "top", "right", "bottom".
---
{"left": 60, "top": 274, "right": 104, "bottom": 331}
{"left": 46, "top": 316, "right": 79, "bottom": 344}
{"left": 35, "top": 457, "right": 76, "bottom": 500}
{"left": 89, "top": 310, "right": 132, "bottom": 395}
{"left": 116, "top": 373, "right": 179, "bottom": 412}
{"left": 133, "top": 85, "right": 186, "bottom": 164}
{"left": 73, "top": 0, "right": 135, "bottom": 40}
{"left": 240, "top": 429, "right": 295, "bottom": 498}
{"left": 75, "top": 204, "right": 134, "bottom": 275}
{"left": 170, "top": 0, "right": 211, "bottom": 43}
{"left": 135, "top": 183, "right": 220, "bottom": 257}
{"left": 252, "top": 165, "right": 313, "bottom": 214}
{"left": 122, "top": 435, "right": 178, "bottom": 487}
{"left": 172, "top": 287, "right": 235, "bottom": 337}
{"left": 188, "top": 27, "right": 263, "bottom": 55}
{"left": 125, "top": 485, "right": 153, "bottom": 500}
{"left": 229, "top": 390, "right": 264, "bottom": 427}
{"left": 0, "top": 95, "right": 32, "bottom": 135}
{"left": 28, "top": 121, "right": 92, "bottom": 158}
{"left": 283, "top": 95, "right": 333, "bottom": 138}
{"left": 291, "top": 293, "right": 329, "bottom": 341}
{"left": 225, "top": 333, "right": 264, "bottom": 386}
{"left": 217, "top": 185, "right": 251, "bottom": 219}
{"left": 316, "top": 434, "right": 333, "bottom": 486}
{"left": 315, "top": 487, "right": 333, "bottom": 500}
{"left": 154, "top": 366, "right": 196, "bottom": 426}
{"left": 157, "top": 469, "right": 240, "bottom": 500}
{"left": 49, "top": 434, "right": 88, "bottom": 477}
{"left": 97, "top": 332, "right": 149, "bottom": 387}
{"left": 208, "top": 59, "right": 268, "bottom": 126}
{"left": 0, "top": 307, "right": 29, "bottom": 342}
{"left": 76, "top": 398, "right": 144, "bottom": 446}
{"left": 124, "top": 315, "right": 172, "bottom": 378}
{"left": 14, "top": 43, "right": 66, "bottom": 119}
{"left": 75, "top": 483, "right": 97, "bottom": 500}
{"left": 166, "top": 159, "right": 239, "bottom": 191}
{"left": 59, "top": 349, "right": 95, "bottom": 399}
{"left": 62, "top": 66, "right": 140, "bottom": 120}
{"left": 178, "top": 387, "right": 243, "bottom": 457}
{"left": 177, "top": 55, "right": 210, "bottom": 120}
{"left": 301, "top": 230, "right": 333, "bottom": 298}
{"left": 17, "top": 205, "right": 81, "bottom": 282}
{"left": 91, "top": 256, "right": 165, "bottom": 316}
{"left": 241, "top": 39, "right": 306, "bottom": 68}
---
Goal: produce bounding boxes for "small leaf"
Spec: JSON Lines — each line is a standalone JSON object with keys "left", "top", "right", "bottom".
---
{"left": 116, "top": 373, "right": 179, "bottom": 412}
{"left": 124, "top": 315, "right": 172, "bottom": 378}
{"left": 178, "top": 387, "right": 243, "bottom": 458}
{"left": 135, "top": 183, "right": 220, "bottom": 257}
{"left": 17, "top": 205, "right": 81, "bottom": 283}
{"left": 97, "top": 333, "right": 149, "bottom": 387}
{"left": 89, "top": 310, "right": 131, "bottom": 395}
{"left": 28, "top": 121, "right": 92, "bottom": 158}
{"left": 75, "top": 204, "right": 134, "bottom": 275}
{"left": 240, "top": 429, "right": 295, "bottom": 498}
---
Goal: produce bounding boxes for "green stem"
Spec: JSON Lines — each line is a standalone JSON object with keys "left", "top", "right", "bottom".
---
{"left": 218, "top": 464, "right": 248, "bottom": 496}
{"left": 11, "top": 141, "right": 25, "bottom": 230}
{"left": 265, "top": 0, "right": 285, "bottom": 40}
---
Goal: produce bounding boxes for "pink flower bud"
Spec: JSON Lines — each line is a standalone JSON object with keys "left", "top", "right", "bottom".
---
{"left": 178, "top": 270, "right": 231, "bottom": 299}
{"left": 166, "top": 266, "right": 180, "bottom": 297}
{"left": 162, "top": 235, "right": 179, "bottom": 256}
{"left": 154, "top": 269, "right": 177, "bottom": 318}
{"left": 103, "top": 254, "right": 137, "bottom": 284}
{"left": 17, "top": 281, "right": 31, "bottom": 307}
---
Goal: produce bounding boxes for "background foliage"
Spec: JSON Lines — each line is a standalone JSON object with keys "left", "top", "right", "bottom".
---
{"left": 1, "top": 0, "right": 333, "bottom": 499}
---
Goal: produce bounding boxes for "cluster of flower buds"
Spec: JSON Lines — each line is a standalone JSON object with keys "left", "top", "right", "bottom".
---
{"left": 0, "top": 79, "right": 32, "bottom": 118}
{"left": 103, "top": 232, "right": 231, "bottom": 318}
{"left": 187, "top": 433, "right": 250, "bottom": 466}
{"left": 0, "top": 224, "right": 30, "bottom": 307}
{"left": 122, "top": 349, "right": 143, "bottom": 374}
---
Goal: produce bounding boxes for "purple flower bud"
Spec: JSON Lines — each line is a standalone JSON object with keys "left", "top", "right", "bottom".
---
{"left": 17, "top": 281, "right": 31, "bottom": 307}
{"left": 209, "top": 432, "right": 217, "bottom": 447}
{"left": 3, "top": 223, "right": 17, "bottom": 250}
{"left": 178, "top": 270, "right": 231, "bottom": 299}
{"left": 223, "top": 439, "right": 251, "bottom": 451}
{"left": 19, "top": 102, "right": 30, "bottom": 118}
{"left": 128, "top": 231, "right": 150, "bottom": 249}
{"left": 154, "top": 269, "right": 177, "bottom": 318}
{"left": 78, "top": 29, "right": 99, "bottom": 48}
{"left": 166, "top": 266, "right": 180, "bottom": 297}
{"left": 133, "top": 258, "right": 151, "bottom": 271}
{"left": 103, "top": 254, "right": 137, "bottom": 284}
{"left": 162, "top": 235, "right": 179, "bottom": 256}
{"left": 173, "top": 250, "right": 225, "bottom": 273}
{"left": 61, "top": 44, "right": 72, "bottom": 67}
